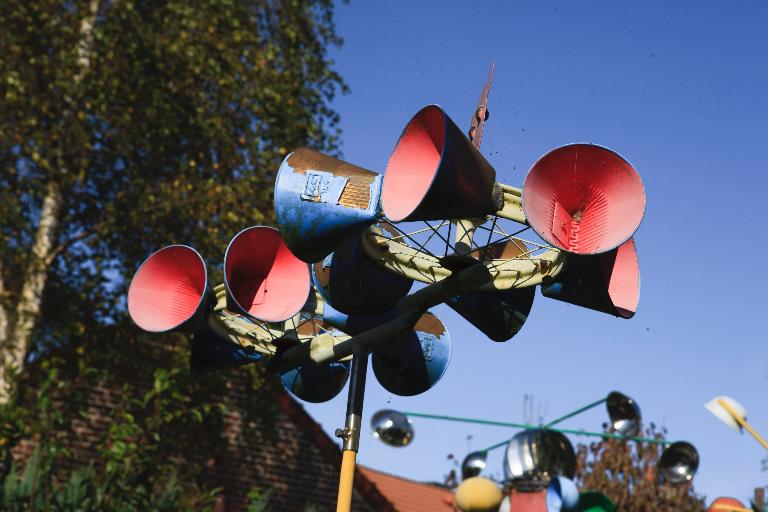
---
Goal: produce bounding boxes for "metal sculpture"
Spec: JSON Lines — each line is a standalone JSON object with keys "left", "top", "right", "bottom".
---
{"left": 381, "top": 104, "right": 501, "bottom": 222}
{"left": 312, "top": 226, "right": 413, "bottom": 316}
{"left": 522, "top": 144, "right": 645, "bottom": 255}
{"left": 370, "top": 409, "right": 414, "bottom": 447}
{"left": 376, "top": 404, "right": 699, "bottom": 504}
{"left": 503, "top": 429, "right": 576, "bottom": 484}
{"left": 223, "top": 225, "right": 310, "bottom": 322}
{"left": 274, "top": 148, "right": 382, "bottom": 263}
{"left": 658, "top": 441, "right": 700, "bottom": 484}
{"left": 461, "top": 450, "right": 488, "bottom": 480}
{"left": 606, "top": 391, "right": 642, "bottom": 437}
{"left": 127, "top": 245, "right": 210, "bottom": 333}
{"left": 126, "top": 64, "right": 651, "bottom": 512}
{"left": 546, "top": 476, "right": 580, "bottom": 512}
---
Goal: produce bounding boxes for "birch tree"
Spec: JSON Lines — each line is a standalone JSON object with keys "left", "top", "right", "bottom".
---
{"left": 0, "top": 0, "right": 345, "bottom": 399}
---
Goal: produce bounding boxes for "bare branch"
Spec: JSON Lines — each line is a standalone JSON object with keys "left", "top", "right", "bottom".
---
{"left": 0, "top": 258, "right": 8, "bottom": 344}
{"left": 45, "top": 229, "right": 96, "bottom": 267}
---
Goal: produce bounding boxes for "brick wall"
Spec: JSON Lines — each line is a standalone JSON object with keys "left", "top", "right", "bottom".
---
{"left": 11, "top": 339, "right": 394, "bottom": 512}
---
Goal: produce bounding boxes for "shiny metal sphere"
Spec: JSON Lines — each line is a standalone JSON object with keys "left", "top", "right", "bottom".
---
{"left": 503, "top": 429, "right": 576, "bottom": 484}
{"left": 659, "top": 441, "right": 699, "bottom": 484}
{"left": 370, "top": 409, "right": 414, "bottom": 447}
{"left": 461, "top": 451, "right": 488, "bottom": 480}
{"left": 606, "top": 391, "right": 642, "bottom": 438}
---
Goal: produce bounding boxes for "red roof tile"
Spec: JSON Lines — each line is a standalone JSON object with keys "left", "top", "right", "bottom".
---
{"left": 358, "top": 465, "right": 456, "bottom": 512}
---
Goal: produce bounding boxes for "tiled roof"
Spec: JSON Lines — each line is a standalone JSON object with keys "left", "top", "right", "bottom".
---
{"left": 358, "top": 465, "right": 456, "bottom": 512}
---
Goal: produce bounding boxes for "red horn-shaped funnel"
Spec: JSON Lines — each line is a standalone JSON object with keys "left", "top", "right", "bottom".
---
{"left": 541, "top": 238, "right": 640, "bottom": 318}
{"left": 382, "top": 105, "right": 499, "bottom": 222}
{"left": 523, "top": 144, "right": 645, "bottom": 254}
{"left": 127, "top": 245, "right": 209, "bottom": 333}
{"left": 224, "top": 226, "right": 310, "bottom": 323}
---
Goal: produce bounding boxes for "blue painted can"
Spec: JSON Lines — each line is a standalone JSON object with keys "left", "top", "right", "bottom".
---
{"left": 446, "top": 286, "right": 535, "bottom": 342}
{"left": 274, "top": 148, "right": 382, "bottom": 263}
{"left": 319, "top": 305, "right": 451, "bottom": 397}
{"left": 189, "top": 325, "right": 262, "bottom": 374}
{"left": 312, "top": 227, "right": 412, "bottom": 316}
{"left": 281, "top": 361, "right": 351, "bottom": 403}
{"left": 547, "top": 476, "right": 580, "bottom": 512}
{"left": 371, "top": 312, "right": 451, "bottom": 396}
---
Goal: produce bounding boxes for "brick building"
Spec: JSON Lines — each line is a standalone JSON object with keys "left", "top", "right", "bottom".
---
{"left": 11, "top": 338, "right": 456, "bottom": 511}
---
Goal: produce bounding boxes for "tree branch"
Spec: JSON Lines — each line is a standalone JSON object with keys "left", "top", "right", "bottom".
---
{"left": 44, "top": 228, "right": 97, "bottom": 267}
{"left": 0, "top": 258, "right": 8, "bottom": 344}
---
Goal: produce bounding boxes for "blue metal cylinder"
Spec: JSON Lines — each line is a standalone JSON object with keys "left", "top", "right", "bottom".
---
{"left": 446, "top": 286, "right": 535, "bottom": 342}
{"left": 280, "top": 361, "right": 351, "bottom": 403}
{"left": 189, "top": 325, "right": 262, "bottom": 374}
{"left": 371, "top": 312, "right": 451, "bottom": 396}
{"left": 312, "top": 228, "right": 412, "bottom": 316}
{"left": 274, "top": 148, "right": 382, "bottom": 263}
{"left": 547, "top": 476, "right": 580, "bottom": 512}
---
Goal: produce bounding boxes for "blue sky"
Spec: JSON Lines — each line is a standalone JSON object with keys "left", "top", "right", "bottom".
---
{"left": 302, "top": 0, "right": 768, "bottom": 504}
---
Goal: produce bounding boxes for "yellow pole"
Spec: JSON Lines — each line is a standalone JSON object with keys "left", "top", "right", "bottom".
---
{"left": 718, "top": 399, "right": 768, "bottom": 451}
{"left": 336, "top": 450, "right": 357, "bottom": 512}
{"left": 335, "top": 349, "right": 367, "bottom": 512}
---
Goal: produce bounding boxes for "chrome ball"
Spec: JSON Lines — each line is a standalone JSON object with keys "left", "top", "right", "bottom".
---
{"left": 606, "top": 391, "right": 642, "bottom": 438}
{"left": 461, "top": 451, "right": 488, "bottom": 480}
{"left": 659, "top": 441, "right": 699, "bottom": 485}
{"left": 504, "top": 429, "right": 576, "bottom": 483}
{"left": 370, "top": 409, "right": 414, "bottom": 447}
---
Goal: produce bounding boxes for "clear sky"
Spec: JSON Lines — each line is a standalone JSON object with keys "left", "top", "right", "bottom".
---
{"left": 302, "top": 0, "right": 768, "bottom": 504}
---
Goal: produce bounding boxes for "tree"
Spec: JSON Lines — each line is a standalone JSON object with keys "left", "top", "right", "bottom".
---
{"left": 0, "top": 0, "right": 346, "bottom": 397}
{"left": 574, "top": 424, "right": 706, "bottom": 511}
{"left": 0, "top": 1, "right": 346, "bottom": 505}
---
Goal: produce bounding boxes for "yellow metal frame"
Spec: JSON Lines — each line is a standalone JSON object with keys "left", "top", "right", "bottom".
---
{"left": 360, "top": 221, "right": 565, "bottom": 291}
{"left": 359, "top": 182, "right": 568, "bottom": 290}
{"left": 207, "top": 284, "right": 351, "bottom": 358}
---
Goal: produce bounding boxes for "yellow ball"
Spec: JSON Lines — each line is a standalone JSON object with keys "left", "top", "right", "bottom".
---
{"left": 454, "top": 477, "right": 503, "bottom": 512}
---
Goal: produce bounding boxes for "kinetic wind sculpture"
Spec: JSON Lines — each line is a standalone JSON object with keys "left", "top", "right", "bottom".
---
{"left": 127, "top": 65, "right": 648, "bottom": 512}
{"left": 372, "top": 391, "right": 700, "bottom": 512}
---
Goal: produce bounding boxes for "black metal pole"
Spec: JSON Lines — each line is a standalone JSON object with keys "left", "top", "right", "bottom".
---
{"left": 334, "top": 347, "right": 368, "bottom": 512}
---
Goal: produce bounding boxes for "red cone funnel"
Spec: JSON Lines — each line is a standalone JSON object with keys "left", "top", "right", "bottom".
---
{"left": 224, "top": 226, "right": 310, "bottom": 323}
{"left": 523, "top": 144, "right": 645, "bottom": 254}
{"left": 127, "top": 245, "right": 208, "bottom": 333}
{"left": 382, "top": 105, "right": 498, "bottom": 222}
{"left": 541, "top": 238, "right": 639, "bottom": 318}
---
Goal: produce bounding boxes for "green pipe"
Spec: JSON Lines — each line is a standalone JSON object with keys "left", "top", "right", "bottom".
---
{"left": 401, "top": 411, "right": 668, "bottom": 454}
{"left": 402, "top": 412, "right": 532, "bottom": 430}
{"left": 544, "top": 397, "right": 607, "bottom": 428}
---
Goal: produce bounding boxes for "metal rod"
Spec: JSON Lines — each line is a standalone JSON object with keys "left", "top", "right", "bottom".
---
{"left": 400, "top": 411, "right": 669, "bottom": 452}
{"left": 718, "top": 399, "right": 768, "bottom": 451}
{"left": 403, "top": 411, "right": 531, "bottom": 430}
{"left": 335, "top": 348, "right": 369, "bottom": 512}
{"left": 544, "top": 397, "right": 607, "bottom": 428}
{"left": 267, "top": 263, "right": 493, "bottom": 374}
